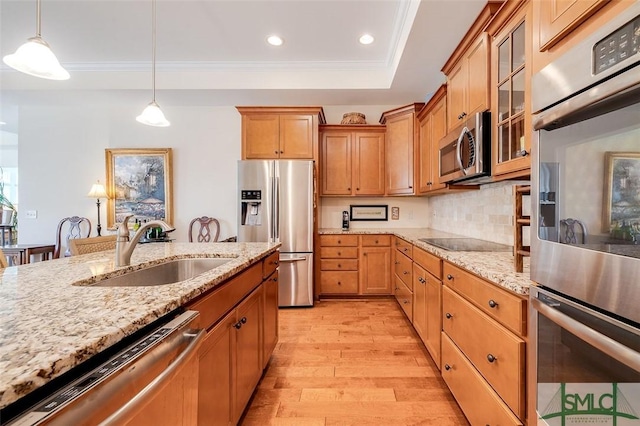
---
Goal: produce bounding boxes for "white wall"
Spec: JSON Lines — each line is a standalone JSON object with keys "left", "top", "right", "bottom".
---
{"left": 18, "top": 105, "right": 241, "bottom": 244}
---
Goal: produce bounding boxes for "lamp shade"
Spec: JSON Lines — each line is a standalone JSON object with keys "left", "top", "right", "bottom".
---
{"left": 136, "top": 101, "right": 170, "bottom": 127}
{"left": 87, "top": 182, "right": 108, "bottom": 199}
{"left": 3, "top": 36, "right": 70, "bottom": 80}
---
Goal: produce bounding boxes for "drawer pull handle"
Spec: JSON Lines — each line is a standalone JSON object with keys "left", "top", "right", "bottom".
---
{"left": 403, "top": 271, "right": 409, "bottom": 275}
{"left": 488, "top": 299, "right": 498, "bottom": 308}
{"left": 337, "top": 281, "right": 342, "bottom": 286}
{"left": 395, "top": 261, "right": 400, "bottom": 265}
{"left": 375, "top": 240, "right": 379, "bottom": 244}
{"left": 234, "top": 321, "right": 242, "bottom": 330}
{"left": 446, "top": 274, "right": 453, "bottom": 280}
{"left": 444, "top": 364, "right": 451, "bottom": 371}
{"left": 338, "top": 240, "right": 341, "bottom": 244}
{"left": 487, "top": 354, "right": 497, "bottom": 363}
{"left": 445, "top": 313, "right": 452, "bottom": 319}
{"left": 403, "top": 248, "right": 408, "bottom": 252}
{"left": 403, "top": 300, "right": 409, "bottom": 304}
{"left": 337, "top": 252, "right": 342, "bottom": 256}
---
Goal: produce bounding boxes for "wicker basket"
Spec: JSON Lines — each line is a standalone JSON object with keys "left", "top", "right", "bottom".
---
{"left": 341, "top": 112, "right": 366, "bottom": 125}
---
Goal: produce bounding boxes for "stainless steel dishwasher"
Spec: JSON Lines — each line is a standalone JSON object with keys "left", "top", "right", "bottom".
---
{"left": 7, "top": 310, "right": 204, "bottom": 426}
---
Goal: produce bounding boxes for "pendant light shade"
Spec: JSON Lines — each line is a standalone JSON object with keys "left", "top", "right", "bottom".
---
{"left": 2, "top": 1, "right": 69, "bottom": 80}
{"left": 137, "top": 0, "right": 170, "bottom": 127}
{"left": 137, "top": 101, "right": 170, "bottom": 127}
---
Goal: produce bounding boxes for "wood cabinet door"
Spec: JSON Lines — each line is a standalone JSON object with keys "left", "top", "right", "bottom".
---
{"left": 233, "top": 286, "right": 263, "bottom": 423}
{"left": 385, "top": 113, "right": 415, "bottom": 195}
{"left": 280, "top": 114, "right": 314, "bottom": 159}
{"left": 425, "top": 273, "right": 442, "bottom": 369}
{"left": 412, "top": 263, "right": 427, "bottom": 342}
{"left": 243, "top": 114, "right": 280, "bottom": 159}
{"left": 493, "top": 4, "right": 532, "bottom": 179}
{"left": 429, "top": 96, "right": 447, "bottom": 191}
{"left": 466, "top": 33, "right": 490, "bottom": 118}
{"left": 198, "top": 311, "right": 235, "bottom": 426}
{"left": 359, "top": 246, "right": 391, "bottom": 294}
{"left": 321, "top": 131, "right": 352, "bottom": 195}
{"left": 263, "top": 272, "right": 279, "bottom": 369}
{"left": 417, "top": 112, "right": 433, "bottom": 194}
{"left": 446, "top": 61, "right": 466, "bottom": 132}
{"left": 538, "top": 0, "right": 609, "bottom": 51}
{"left": 354, "top": 132, "right": 385, "bottom": 195}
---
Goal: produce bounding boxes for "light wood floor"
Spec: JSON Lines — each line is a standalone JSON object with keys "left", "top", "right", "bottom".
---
{"left": 241, "top": 298, "right": 469, "bottom": 425}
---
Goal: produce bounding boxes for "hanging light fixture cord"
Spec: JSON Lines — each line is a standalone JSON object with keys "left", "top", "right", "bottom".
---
{"left": 152, "top": 0, "right": 157, "bottom": 103}
{"left": 35, "top": 0, "right": 42, "bottom": 38}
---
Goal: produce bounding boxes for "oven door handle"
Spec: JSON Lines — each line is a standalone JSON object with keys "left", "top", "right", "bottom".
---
{"left": 532, "top": 297, "right": 640, "bottom": 372}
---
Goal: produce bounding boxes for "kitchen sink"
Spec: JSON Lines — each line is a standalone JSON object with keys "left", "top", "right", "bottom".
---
{"left": 82, "top": 257, "right": 233, "bottom": 287}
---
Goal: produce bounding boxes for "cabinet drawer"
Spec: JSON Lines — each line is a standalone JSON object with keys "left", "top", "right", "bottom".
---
{"left": 443, "top": 286, "right": 525, "bottom": 418}
{"left": 320, "top": 259, "right": 358, "bottom": 271}
{"left": 413, "top": 246, "right": 442, "bottom": 279}
{"left": 320, "top": 247, "right": 358, "bottom": 259}
{"left": 263, "top": 251, "right": 279, "bottom": 279}
{"left": 443, "top": 262, "right": 527, "bottom": 335}
{"left": 320, "top": 271, "right": 358, "bottom": 294}
{"left": 394, "top": 250, "right": 413, "bottom": 290}
{"left": 188, "top": 262, "right": 262, "bottom": 331}
{"left": 394, "top": 276, "right": 413, "bottom": 322}
{"left": 394, "top": 237, "right": 413, "bottom": 258}
{"left": 320, "top": 235, "right": 358, "bottom": 247}
{"left": 441, "top": 333, "right": 523, "bottom": 426}
{"left": 361, "top": 234, "right": 391, "bottom": 247}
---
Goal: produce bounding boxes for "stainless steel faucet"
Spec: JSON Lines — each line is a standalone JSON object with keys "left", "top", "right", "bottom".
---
{"left": 115, "top": 214, "right": 175, "bottom": 267}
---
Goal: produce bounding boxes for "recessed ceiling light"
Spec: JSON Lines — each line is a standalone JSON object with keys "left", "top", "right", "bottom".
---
{"left": 267, "top": 35, "right": 284, "bottom": 46}
{"left": 0, "top": 122, "right": 5, "bottom": 126}
{"left": 359, "top": 34, "right": 374, "bottom": 45}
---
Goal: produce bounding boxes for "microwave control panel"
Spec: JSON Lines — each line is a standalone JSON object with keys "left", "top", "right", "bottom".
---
{"left": 593, "top": 13, "right": 640, "bottom": 74}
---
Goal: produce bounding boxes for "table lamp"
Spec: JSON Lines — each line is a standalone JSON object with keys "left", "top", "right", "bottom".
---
{"left": 87, "top": 181, "right": 108, "bottom": 236}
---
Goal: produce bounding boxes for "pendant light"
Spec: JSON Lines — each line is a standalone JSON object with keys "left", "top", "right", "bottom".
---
{"left": 2, "top": 0, "right": 69, "bottom": 80}
{"left": 136, "top": 0, "right": 170, "bottom": 127}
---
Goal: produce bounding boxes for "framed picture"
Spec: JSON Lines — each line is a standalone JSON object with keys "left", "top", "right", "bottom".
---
{"left": 105, "top": 148, "right": 173, "bottom": 229}
{"left": 350, "top": 205, "right": 388, "bottom": 221}
{"left": 602, "top": 152, "right": 640, "bottom": 233}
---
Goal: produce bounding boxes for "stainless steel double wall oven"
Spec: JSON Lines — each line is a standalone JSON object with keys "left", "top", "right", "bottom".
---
{"left": 530, "top": 3, "right": 640, "bottom": 424}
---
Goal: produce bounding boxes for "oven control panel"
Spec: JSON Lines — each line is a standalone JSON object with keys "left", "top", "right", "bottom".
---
{"left": 593, "top": 13, "right": 640, "bottom": 74}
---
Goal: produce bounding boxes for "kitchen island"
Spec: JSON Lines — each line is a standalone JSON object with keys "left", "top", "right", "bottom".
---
{"left": 0, "top": 242, "right": 279, "bottom": 412}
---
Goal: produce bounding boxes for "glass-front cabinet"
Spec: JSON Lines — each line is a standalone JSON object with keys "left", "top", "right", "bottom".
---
{"left": 491, "top": 1, "right": 532, "bottom": 179}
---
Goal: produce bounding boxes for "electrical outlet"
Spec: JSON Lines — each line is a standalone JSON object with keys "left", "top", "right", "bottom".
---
{"left": 391, "top": 207, "right": 399, "bottom": 220}
{"left": 26, "top": 210, "right": 37, "bottom": 219}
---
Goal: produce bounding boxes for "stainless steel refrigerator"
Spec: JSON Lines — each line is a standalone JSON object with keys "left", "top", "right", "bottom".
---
{"left": 238, "top": 160, "right": 314, "bottom": 307}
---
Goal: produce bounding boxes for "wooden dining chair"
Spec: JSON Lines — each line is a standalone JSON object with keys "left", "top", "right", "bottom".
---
{"left": 188, "top": 216, "right": 220, "bottom": 242}
{"left": 0, "top": 248, "right": 8, "bottom": 268}
{"left": 69, "top": 235, "right": 117, "bottom": 256}
{"left": 54, "top": 216, "right": 92, "bottom": 258}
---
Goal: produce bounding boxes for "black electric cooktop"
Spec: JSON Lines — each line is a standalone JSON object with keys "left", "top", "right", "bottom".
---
{"left": 419, "top": 237, "right": 512, "bottom": 252}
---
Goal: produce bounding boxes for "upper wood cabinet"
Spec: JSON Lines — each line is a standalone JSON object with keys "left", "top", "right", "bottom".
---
{"left": 537, "top": 0, "right": 609, "bottom": 51}
{"left": 237, "top": 106, "right": 325, "bottom": 160}
{"left": 380, "top": 103, "right": 424, "bottom": 196}
{"left": 320, "top": 125, "right": 386, "bottom": 196}
{"left": 442, "top": 2, "right": 502, "bottom": 133}
{"left": 489, "top": 0, "right": 533, "bottom": 179}
{"left": 416, "top": 86, "right": 447, "bottom": 194}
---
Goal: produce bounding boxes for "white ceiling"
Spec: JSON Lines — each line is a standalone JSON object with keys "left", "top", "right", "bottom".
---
{"left": 0, "top": 0, "right": 488, "bottom": 114}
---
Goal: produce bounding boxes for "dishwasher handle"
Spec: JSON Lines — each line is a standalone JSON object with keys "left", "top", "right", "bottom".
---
{"left": 99, "top": 329, "right": 205, "bottom": 425}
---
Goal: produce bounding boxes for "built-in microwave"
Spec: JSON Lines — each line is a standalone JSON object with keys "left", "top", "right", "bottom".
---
{"left": 438, "top": 111, "right": 491, "bottom": 184}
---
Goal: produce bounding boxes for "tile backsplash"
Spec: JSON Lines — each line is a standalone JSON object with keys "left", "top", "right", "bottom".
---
{"left": 428, "top": 181, "right": 531, "bottom": 246}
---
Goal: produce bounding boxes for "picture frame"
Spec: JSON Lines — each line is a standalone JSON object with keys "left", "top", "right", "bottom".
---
{"left": 602, "top": 152, "right": 640, "bottom": 233}
{"left": 350, "top": 205, "right": 388, "bottom": 221}
{"left": 105, "top": 148, "right": 173, "bottom": 229}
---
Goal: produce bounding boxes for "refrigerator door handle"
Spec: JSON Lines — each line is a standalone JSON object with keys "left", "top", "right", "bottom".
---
{"left": 279, "top": 257, "right": 307, "bottom": 262}
{"left": 274, "top": 176, "right": 280, "bottom": 241}
{"left": 270, "top": 175, "right": 276, "bottom": 241}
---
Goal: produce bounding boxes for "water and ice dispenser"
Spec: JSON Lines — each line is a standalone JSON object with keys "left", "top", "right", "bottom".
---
{"left": 240, "top": 190, "right": 262, "bottom": 226}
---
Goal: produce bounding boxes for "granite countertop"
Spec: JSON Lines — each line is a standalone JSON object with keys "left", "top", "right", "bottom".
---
{"left": 319, "top": 228, "right": 532, "bottom": 296}
{"left": 0, "top": 242, "right": 279, "bottom": 410}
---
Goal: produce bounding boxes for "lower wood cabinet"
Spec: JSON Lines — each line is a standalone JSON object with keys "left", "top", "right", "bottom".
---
{"left": 319, "top": 234, "right": 391, "bottom": 296}
{"left": 441, "top": 333, "right": 523, "bottom": 426}
{"left": 187, "top": 255, "right": 279, "bottom": 425}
